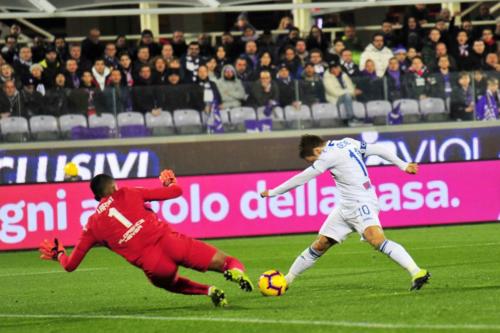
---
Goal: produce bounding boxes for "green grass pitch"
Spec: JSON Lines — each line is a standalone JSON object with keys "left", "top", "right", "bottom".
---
{"left": 1, "top": 223, "right": 500, "bottom": 333}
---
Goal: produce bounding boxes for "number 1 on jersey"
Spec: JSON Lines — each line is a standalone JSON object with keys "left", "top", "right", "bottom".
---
{"left": 108, "top": 207, "right": 133, "bottom": 228}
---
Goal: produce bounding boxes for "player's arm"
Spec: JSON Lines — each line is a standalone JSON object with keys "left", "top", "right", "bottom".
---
{"left": 361, "top": 142, "right": 418, "bottom": 174}
{"left": 39, "top": 227, "right": 97, "bottom": 272}
{"left": 138, "top": 169, "right": 183, "bottom": 201}
{"left": 261, "top": 165, "right": 323, "bottom": 198}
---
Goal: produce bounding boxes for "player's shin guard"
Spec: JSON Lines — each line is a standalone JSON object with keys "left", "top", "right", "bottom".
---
{"left": 166, "top": 276, "right": 211, "bottom": 295}
{"left": 378, "top": 240, "right": 421, "bottom": 276}
{"left": 223, "top": 256, "right": 245, "bottom": 272}
{"left": 286, "top": 246, "right": 324, "bottom": 285}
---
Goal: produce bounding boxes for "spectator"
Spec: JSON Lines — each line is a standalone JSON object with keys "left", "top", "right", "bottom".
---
{"left": 9, "top": 24, "right": 22, "bottom": 38}
{"left": 331, "top": 39, "right": 346, "bottom": 57}
{"left": 405, "top": 4, "right": 429, "bottom": 25}
{"left": 403, "top": 56, "right": 431, "bottom": 100}
{"left": 384, "top": 57, "right": 405, "bottom": 101}
{"left": 214, "top": 46, "right": 230, "bottom": 75}
{"left": 341, "top": 25, "right": 363, "bottom": 56}
{"left": 434, "top": 19, "right": 450, "bottom": 44}
{"left": 31, "top": 36, "right": 46, "bottom": 63}
{"left": 240, "top": 26, "right": 259, "bottom": 43}
{"left": 470, "top": 40, "right": 487, "bottom": 69}
{"left": 68, "top": 70, "right": 100, "bottom": 116}
{"left": 118, "top": 53, "right": 134, "bottom": 87}
{"left": 81, "top": 28, "right": 104, "bottom": 63}
{"left": 401, "top": 16, "right": 424, "bottom": 51}
{"left": 234, "top": 12, "right": 255, "bottom": 32}
{"left": 0, "top": 54, "right": 5, "bottom": 67}
{"left": 438, "top": 8, "right": 451, "bottom": 22}
{"left": 158, "top": 69, "right": 191, "bottom": 112}
{"left": 115, "top": 35, "right": 131, "bottom": 56}
{"left": 422, "top": 29, "right": 442, "bottom": 65}
{"left": 198, "top": 34, "right": 214, "bottom": 57}
{"left": 275, "top": 63, "right": 298, "bottom": 107}
{"left": 54, "top": 36, "right": 69, "bottom": 62}
{"left": 104, "top": 43, "right": 119, "bottom": 69}
{"left": 205, "top": 57, "right": 219, "bottom": 80}
{"left": 295, "top": 39, "right": 309, "bottom": 66}
{"left": 132, "top": 65, "right": 159, "bottom": 113}
{"left": 481, "top": 28, "right": 497, "bottom": 54}
{"left": 151, "top": 56, "right": 168, "bottom": 85}
{"left": 475, "top": 77, "right": 499, "bottom": 120}
{"left": 101, "top": 69, "right": 131, "bottom": 113}
{"left": 430, "top": 56, "right": 456, "bottom": 100}
{"left": 92, "top": 58, "right": 111, "bottom": 91}
{"left": 450, "top": 30, "right": 472, "bottom": 71}
{"left": 393, "top": 46, "right": 410, "bottom": 72}
{"left": 484, "top": 53, "right": 500, "bottom": 76}
{"left": 1, "top": 35, "right": 18, "bottom": 64}
{"left": 309, "top": 49, "right": 327, "bottom": 77}
{"left": 221, "top": 32, "right": 240, "bottom": 62}
{"left": 359, "top": 33, "right": 393, "bottom": 77}
{"left": 13, "top": 46, "right": 33, "bottom": 80}
{"left": 277, "top": 16, "right": 293, "bottom": 31}
{"left": 475, "top": 4, "right": 495, "bottom": 21}
{"left": 355, "top": 59, "right": 384, "bottom": 102}
{"left": 473, "top": 70, "right": 487, "bottom": 99}
{"left": 340, "top": 48, "right": 360, "bottom": 78}
{"left": 381, "top": 20, "right": 399, "bottom": 49}
{"left": 45, "top": 73, "right": 70, "bottom": 117}
{"left": 251, "top": 51, "right": 276, "bottom": 80}
{"left": 277, "top": 27, "right": 300, "bottom": 54}
{"left": 234, "top": 57, "right": 252, "bottom": 83}
{"left": 39, "top": 47, "right": 61, "bottom": 87}
{"left": 299, "top": 62, "right": 326, "bottom": 106}
{"left": 192, "top": 64, "right": 222, "bottom": 113}
{"left": 0, "top": 64, "right": 20, "bottom": 89}
{"left": 64, "top": 59, "right": 81, "bottom": 89}
{"left": 247, "top": 70, "right": 279, "bottom": 108}
{"left": 181, "top": 42, "right": 201, "bottom": 83}
{"left": 138, "top": 29, "right": 161, "bottom": 57}
{"left": 450, "top": 72, "right": 474, "bottom": 121}
{"left": 430, "top": 43, "right": 457, "bottom": 71}
{"left": 215, "top": 64, "right": 247, "bottom": 109}
{"left": 161, "top": 43, "right": 175, "bottom": 66}
{"left": 306, "top": 26, "right": 329, "bottom": 54}
{"left": 68, "top": 44, "right": 91, "bottom": 74}
{"left": 30, "top": 64, "right": 47, "bottom": 96}
{"left": 0, "top": 80, "right": 25, "bottom": 117}
{"left": 20, "top": 76, "right": 45, "bottom": 116}
{"left": 133, "top": 46, "right": 151, "bottom": 79}
{"left": 240, "top": 40, "right": 259, "bottom": 69}
{"left": 323, "top": 57, "right": 357, "bottom": 123}
{"left": 171, "top": 31, "right": 187, "bottom": 58}
{"left": 257, "top": 30, "right": 276, "bottom": 57}
{"left": 282, "top": 46, "right": 303, "bottom": 79}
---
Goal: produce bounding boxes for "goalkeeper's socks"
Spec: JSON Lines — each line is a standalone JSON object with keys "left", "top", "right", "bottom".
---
{"left": 378, "top": 239, "right": 421, "bottom": 276}
{"left": 285, "top": 246, "right": 324, "bottom": 285}
{"left": 167, "top": 276, "right": 210, "bottom": 295}
{"left": 223, "top": 256, "right": 245, "bottom": 272}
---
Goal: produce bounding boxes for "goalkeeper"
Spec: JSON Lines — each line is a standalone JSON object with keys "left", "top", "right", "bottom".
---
{"left": 39, "top": 169, "right": 253, "bottom": 307}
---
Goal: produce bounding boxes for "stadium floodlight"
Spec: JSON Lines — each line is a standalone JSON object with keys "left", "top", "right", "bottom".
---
{"left": 199, "top": 0, "right": 220, "bottom": 7}
{"left": 28, "top": 0, "right": 56, "bottom": 13}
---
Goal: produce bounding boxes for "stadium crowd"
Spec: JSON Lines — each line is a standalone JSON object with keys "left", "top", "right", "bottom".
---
{"left": 0, "top": 4, "right": 499, "bottom": 135}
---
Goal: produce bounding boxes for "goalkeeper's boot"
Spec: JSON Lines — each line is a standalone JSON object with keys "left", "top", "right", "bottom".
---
{"left": 224, "top": 268, "right": 254, "bottom": 292}
{"left": 208, "top": 287, "right": 228, "bottom": 307}
{"left": 410, "top": 269, "right": 431, "bottom": 291}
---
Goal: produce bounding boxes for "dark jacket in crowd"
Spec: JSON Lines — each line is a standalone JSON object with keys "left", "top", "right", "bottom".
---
{"left": 100, "top": 85, "right": 132, "bottom": 113}
{"left": 402, "top": 68, "right": 432, "bottom": 99}
{"left": 157, "top": 84, "right": 192, "bottom": 111}
{"left": 81, "top": 38, "right": 105, "bottom": 62}
{"left": 298, "top": 74, "right": 326, "bottom": 106}
{"left": 354, "top": 71, "right": 384, "bottom": 102}
{"left": 275, "top": 78, "right": 297, "bottom": 107}
{"left": 450, "top": 85, "right": 474, "bottom": 121}
{"left": 247, "top": 80, "right": 280, "bottom": 108}
{"left": 44, "top": 87, "right": 71, "bottom": 116}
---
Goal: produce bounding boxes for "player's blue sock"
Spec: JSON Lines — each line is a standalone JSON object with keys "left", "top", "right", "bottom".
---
{"left": 286, "top": 246, "right": 324, "bottom": 285}
{"left": 378, "top": 240, "right": 420, "bottom": 276}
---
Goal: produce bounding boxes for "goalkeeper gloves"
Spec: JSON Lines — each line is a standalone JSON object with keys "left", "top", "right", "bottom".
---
{"left": 39, "top": 238, "right": 66, "bottom": 261}
{"left": 159, "top": 169, "right": 177, "bottom": 186}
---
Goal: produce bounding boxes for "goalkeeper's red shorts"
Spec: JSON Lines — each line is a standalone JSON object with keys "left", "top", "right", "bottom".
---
{"left": 140, "top": 231, "right": 217, "bottom": 283}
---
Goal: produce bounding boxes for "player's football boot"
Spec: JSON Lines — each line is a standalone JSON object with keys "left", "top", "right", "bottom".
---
{"left": 410, "top": 269, "right": 431, "bottom": 291}
{"left": 223, "top": 268, "right": 254, "bottom": 292}
{"left": 209, "top": 287, "right": 228, "bottom": 307}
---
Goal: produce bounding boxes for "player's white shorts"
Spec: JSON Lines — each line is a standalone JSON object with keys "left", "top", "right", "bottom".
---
{"left": 319, "top": 202, "right": 381, "bottom": 243}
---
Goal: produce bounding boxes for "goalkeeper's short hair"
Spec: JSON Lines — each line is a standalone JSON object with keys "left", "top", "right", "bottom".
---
{"left": 90, "top": 174, "right": 114, "bottom": 201}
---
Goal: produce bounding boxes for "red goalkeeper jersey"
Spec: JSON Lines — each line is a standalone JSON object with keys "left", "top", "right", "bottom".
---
{"left": 58, "top": 185, "right": 182, "bottom": 271}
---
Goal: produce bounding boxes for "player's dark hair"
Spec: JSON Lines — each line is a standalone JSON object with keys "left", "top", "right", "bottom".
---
{"left": 90, "top": 174, "right": 114, "bottom": 201}
{"left": 299, "top": 134, "right": 325, "bottom": 159}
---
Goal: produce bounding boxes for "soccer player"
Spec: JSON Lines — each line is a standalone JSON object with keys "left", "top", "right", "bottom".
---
{"left": 39, "top": 170, "right": 253, "bottom": 307}
{"left": 261, "top": 135, "right": 430, "bottom": 291}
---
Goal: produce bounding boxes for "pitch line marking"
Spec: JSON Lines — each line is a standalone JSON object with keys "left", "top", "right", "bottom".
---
{"left": 0, "top": 313, "right": 499, "bottom": 331}
{"left": 0, "top": 268, "right": 107, "bottom": 278}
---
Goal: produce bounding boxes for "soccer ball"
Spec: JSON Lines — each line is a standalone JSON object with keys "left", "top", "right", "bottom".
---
{"left": 258, "top": 270, "right": 287, "bottom": 296}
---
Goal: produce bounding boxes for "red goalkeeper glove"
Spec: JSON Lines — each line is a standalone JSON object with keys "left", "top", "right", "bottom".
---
{"left": 39, "top": 238, "right": 65, "bottom": 261}
{"left": 159, "top": 169, "right": 177, "bottom": 186}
